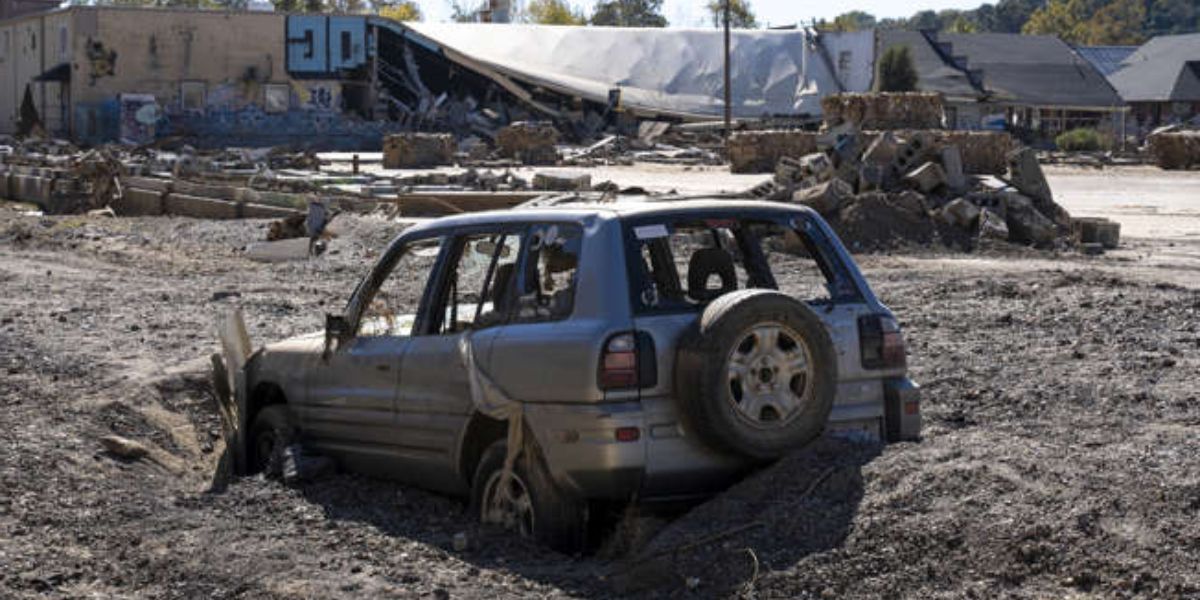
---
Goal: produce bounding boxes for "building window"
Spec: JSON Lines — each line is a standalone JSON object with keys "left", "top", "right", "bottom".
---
{"left": 340, "top": 31, "right": 352, "bottom": 62}
{"left": 838, "top": 50, "right": 852, "bottom": 78}
{"left": 264, "top": 84, "right": 290, "bottom": 114}
{"left": 58, "top": 27, "right": 67, "bottom": 59}
{"left": 180, "top": 81, "right": 206, "bottom": 113}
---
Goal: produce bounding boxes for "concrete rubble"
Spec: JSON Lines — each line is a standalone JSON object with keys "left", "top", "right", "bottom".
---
{"left": 1146, "top": 129, "right": 1200, "bottom": 170}
{"left": 742, "top": 120, "right": 1087, "bottom": 252}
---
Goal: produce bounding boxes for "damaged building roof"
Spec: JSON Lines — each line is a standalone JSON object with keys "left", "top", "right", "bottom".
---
{"left": 938, "top": 33, "right": 1123, "bottom": 109}
{"left": 1108, "top": 33, "right": 1200, "bottom": 102}
{"left": 388, "top": 21, "right": 868, "bottom": 120}
{"left": 876, "top": 30, "right": 985, "bottom": 103}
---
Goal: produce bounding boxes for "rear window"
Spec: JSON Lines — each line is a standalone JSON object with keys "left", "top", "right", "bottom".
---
{"left": 623, "top": 213, "right": 860, "bottom": 314}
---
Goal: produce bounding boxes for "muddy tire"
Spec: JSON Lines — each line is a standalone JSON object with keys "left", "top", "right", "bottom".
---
{"left": 675, "top": 289, "right": 837, "bottom": 460}
{"left": 248, "top": 404, "right": 292, "bottom": 475}
{"left": 470, "top": 441, "right": 586, "bottom": 554}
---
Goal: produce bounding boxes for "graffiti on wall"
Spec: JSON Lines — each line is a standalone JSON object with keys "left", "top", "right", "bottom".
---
{"left": 85, "top": 38, "right": 117, "bottom": 86}
{"left": 119, "top": 94, "right": 159, "bottom": 144}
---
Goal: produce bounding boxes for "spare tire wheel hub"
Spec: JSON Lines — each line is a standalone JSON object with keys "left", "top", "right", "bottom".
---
{"left": 726, "top": 323, "right": 812, "bottom": 427}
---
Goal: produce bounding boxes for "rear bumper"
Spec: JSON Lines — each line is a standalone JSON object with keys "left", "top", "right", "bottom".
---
{"left": 522, "top": 398, "right": 749, "bottom": 501}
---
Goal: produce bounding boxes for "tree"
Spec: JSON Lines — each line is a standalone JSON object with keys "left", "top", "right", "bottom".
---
{"left": 525, "top": 0, "right": 587, "bottom": 25}
{"left": 448, "top": 0, "right": 484, "bottom": 22}
{"left": 590, "top": 0, "right": 667, "bottom": 27}
{"left": 1082, "top": 0, "right": 1148, "bottom": 44}
{"left": 705, "top": 0, "right": 757, "bottom": 29}
{"left": 824, "top": 10, "right": 876, "bottom": 32}
{"left": 947, "top": 14, "right": 980, "bottom": 33}
{"left": 379, "top": 0, "right": 421, "bottom": 20}
{"left": 875, "top": 45, "right": 919, "bottom": 92}
{"left": 908, "top": 9, "right": 943, "bottom": 31}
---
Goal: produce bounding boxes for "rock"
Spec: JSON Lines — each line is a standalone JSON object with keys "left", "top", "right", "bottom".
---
{"left": 793, "top": 179, "right": 853, "bottom": 214}
{"left": 891, "top": 190, "right": 928, "bottom": 215}
{"left": 496, "top": 121, "right": 559, "bottom": 165}
{"left": 979, "top": 208, "right": 1009, "bottom": 241}
{"left": 1006, "top": 147, "right": 1071, "bottom": 228}
{"left": 941, "top": 145, "right": 967, "bottom": 192}
{"left": 382, "top": 133, "right": 455, "bottom": 169}
{"left": 941, "top": 198, "right": 981, "bottom": 228}
{"left": 100, "top": 435, "right": 150, "bottom": 460}
{"left": 532, "top": 172, "right": 591, "bottom": 192}
{"left": 904, "top": 162, "right": 947, "bottom": 193}
{"left": 1002, "top": 192, "right": 1058, "bottom": 246}
{"left": 210, "top": 290, "right": 241, "bottom": 302}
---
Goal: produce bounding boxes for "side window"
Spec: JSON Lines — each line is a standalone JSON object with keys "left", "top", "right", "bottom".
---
{"left": 433, "top": 231, "right": 522, "bottom": 335}
{"left": 359, "top": 237, "right": 443, "bottom": 337}
{"left": 513, "top": 225, "right": 582, "bottom": 323}
{"left": 632, "top": 222, "right": 761, "bottom": 312}
{"left": 755, "top": 224, "right": 839, "bottom": 303}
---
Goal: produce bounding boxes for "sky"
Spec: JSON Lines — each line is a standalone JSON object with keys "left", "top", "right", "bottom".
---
{"left": 421, "top": 0, "right": 984, "bottom": 28}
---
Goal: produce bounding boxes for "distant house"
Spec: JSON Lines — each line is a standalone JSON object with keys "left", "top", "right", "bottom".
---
{"left": 1107, "top": 33, "right": 1200, "bottom": 133}
{"left": 878, "top": 31, "right": 1125, "bottom": 141}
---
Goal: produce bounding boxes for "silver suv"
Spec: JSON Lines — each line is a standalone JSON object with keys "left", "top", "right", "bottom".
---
{"left": 238, "top": 199, "right": 920, "bottom": 551}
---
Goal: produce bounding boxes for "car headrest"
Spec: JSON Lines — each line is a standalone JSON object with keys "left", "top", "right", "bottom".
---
{"left": 687, "top": 247, "right": 737, "bottom": 302}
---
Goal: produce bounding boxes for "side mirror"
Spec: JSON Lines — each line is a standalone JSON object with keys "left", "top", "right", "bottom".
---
{"left": 323, "top": 313, "right": 351, "bottom": 359}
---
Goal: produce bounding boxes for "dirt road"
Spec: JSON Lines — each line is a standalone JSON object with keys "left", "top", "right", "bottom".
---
{"left": 1, "top": 183, "right": 1198, "bottom": 597}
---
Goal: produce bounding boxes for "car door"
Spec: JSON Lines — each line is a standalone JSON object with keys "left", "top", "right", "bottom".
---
{"left": 395, "top": 226, "right": 523, "bottom": 493}
{"left": 303, "top": 235, "right": 444, "bottom": 478}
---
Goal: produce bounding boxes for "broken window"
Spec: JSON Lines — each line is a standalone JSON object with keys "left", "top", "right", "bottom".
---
{"left": 180, "top": 81, "right": 205, "bottom": 113}
{"left": 340, "top": 31, "right": 352, "bottom": 63}
{"left": 625, "top": 215, "right": 857, "bottom": 314}
{"left": 838, "top": 50, "right": 852, "bottom": 80}
{"left": 433, "top": 231, "right": 522, "bottom": 335}
{"left": 264, "top": 84, "right": 290, "bottom": 114}
{"left": 358, "top": 237, "right": 444, "bottom": 337}
{"left": 512, "top": 224, "right": 582, "bottom": 323}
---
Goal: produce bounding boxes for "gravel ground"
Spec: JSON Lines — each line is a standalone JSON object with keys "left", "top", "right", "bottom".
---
{"left": 0, "top": 205, "right": 1197, "bottom": 599}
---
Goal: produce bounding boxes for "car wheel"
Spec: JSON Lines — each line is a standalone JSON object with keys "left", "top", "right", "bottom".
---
{"left": 675, "top": 289, "right": 838, "bottom": 460}
{"left": 248, "top": 404, "right": 292, "bottom": 475}
{"left": 470, "top": 440, "right": 586, "bottom": 553}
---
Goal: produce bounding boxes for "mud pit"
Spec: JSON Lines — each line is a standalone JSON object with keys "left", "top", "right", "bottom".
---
{"left": 1, "top": 206, "right": 1198, "bottom": 598}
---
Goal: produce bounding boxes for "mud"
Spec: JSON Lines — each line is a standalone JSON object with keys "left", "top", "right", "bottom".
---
{"left": 1, "top": 205, "right": 1197, "bottom": 598}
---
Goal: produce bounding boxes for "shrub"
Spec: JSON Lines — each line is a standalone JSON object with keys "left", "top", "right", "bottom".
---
{"left": 1055, "top": 128, "right": 1108, "bottom": 152}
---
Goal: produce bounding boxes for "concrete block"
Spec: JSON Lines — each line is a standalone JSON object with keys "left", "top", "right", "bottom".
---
{"left": 728, "top": 130, "right": 820, "bottom": 173}
{"left": 1006, "top": 148, "right": 1053, "bottom": 205}
{"left": 904, "top": 162, "right": 947, "bottom": 193}
{"left": 1073, "top": 217, "right": 1120, "bottom": 249}
{"left": 792, "top": 178, "right": 853, "bottom": 214}
{"left": 821, "top": 92, "right": 944, "bottom": 130}
{"left": 532, "top": 172, "right": 591, "bottom": 191}
{"left": 891, "top": 190, "right": 928, "bottom": 215}
{"left": 862, "top": 131, "right": 899, "bottom": 166}
{"left": 941, "top": 198, "right": 980, "bottom": 228}
{"left": 941, "top": 145, "right": 967, "bottom": 192}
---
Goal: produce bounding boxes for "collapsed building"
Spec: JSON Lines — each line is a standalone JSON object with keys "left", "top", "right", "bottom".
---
{"left": 0, "top": 6, "right": 875, "bottom": 149}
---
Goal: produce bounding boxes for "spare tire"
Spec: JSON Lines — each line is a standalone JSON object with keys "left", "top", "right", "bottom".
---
{"left": 674, "top": 289, "right": 838, "bottom": 460}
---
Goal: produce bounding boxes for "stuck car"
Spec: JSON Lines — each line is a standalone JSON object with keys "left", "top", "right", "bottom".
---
{"left": 237, "top": 198, "right": 920, "bottom": 551}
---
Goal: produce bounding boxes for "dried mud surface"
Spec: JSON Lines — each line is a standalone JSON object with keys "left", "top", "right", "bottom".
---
{"left": 1, "top": 207, "right": 1197, "bottom": 599}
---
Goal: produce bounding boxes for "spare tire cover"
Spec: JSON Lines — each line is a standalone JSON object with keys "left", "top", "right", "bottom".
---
{"left": 674, "top": 289, "right": 838, "bottom": 460}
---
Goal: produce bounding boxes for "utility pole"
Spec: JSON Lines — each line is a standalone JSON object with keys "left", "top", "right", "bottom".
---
{"left": 723, "top": 0, "right": 732, "bottom": 141}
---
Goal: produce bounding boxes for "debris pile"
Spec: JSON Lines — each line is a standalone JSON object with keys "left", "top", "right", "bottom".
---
{"left": 748, "top": 127, "right": 1084, "bottom": 252}
{"left": 382, "top": 133, "right": 455, "bottom": 169}
{"left": 495, "top": 121, "right": 560, "bottom": 165}
{"left": 1147, "top": 129, "right": 1200, "bottom": 170}
{"left": 729, "top": 129, "right": 1011, "bottom": 175}
{"left": 821, "top": 92, "right": 945, "bottom": 130}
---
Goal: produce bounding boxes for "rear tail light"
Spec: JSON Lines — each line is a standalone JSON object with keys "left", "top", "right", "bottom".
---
{"left": 859, "top": 314, "right": 907, "bottom": 369}
{"left": 598, "top": 331, "right": 657, "bottom": 390}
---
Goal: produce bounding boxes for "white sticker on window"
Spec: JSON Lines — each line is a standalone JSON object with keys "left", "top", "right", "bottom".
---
{"left": 634, "top": 224, "right": 669, "bottom": 240}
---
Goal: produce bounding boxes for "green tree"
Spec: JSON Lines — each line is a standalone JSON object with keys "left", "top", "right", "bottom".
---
{"left": 947, "top": 15, "right": 980, "bottom": 32}
{"left": 378, "top": 0, "right": 421, "bottom": 20}
{"left": 1081, "top": 0, "right": 1148, "bottom": 44}
{"left": 590, "top": 0, "right": 667, "bottom": 27}
{"left": 908, "top": 9, "right": 943, "bottom": 30}
{"left": 525, "top": 0, "right": 587, "bottom": 24}
{"left": 824, "top": 10, "right": 877, "bottom": 32}
{"left": 875, "top": 45, "right": 919, "bottom": 92}
{"left": 705, "top": 0, "right": 758, "bottom": 29}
